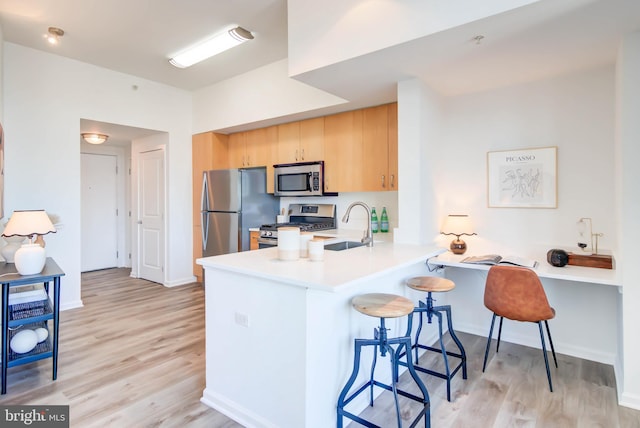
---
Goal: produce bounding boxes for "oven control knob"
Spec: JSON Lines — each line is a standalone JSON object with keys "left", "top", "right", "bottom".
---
{"left": 264, "top": 231, "right": 272, "bottom": 237}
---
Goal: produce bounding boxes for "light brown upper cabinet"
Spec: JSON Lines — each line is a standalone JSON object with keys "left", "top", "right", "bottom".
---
{"left": 276, "top": 118, "right": 324, "bottom": 165}
{"left": 324, "top": 109, "right": 364, "bottom": 192}
{"left": 228, "top": 127, "right": 273, "bottom": 169}
{"left": 361, "top": 103, "right": 398, "bottom": 191}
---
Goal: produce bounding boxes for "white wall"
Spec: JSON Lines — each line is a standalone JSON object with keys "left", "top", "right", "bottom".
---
{"left": 3, "top": 43, "right": 193, "bottom": 310}
{"left": 437, "top": 66, "right": 617, "bottom": 256}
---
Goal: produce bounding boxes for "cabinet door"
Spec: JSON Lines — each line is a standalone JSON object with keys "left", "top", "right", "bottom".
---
{"left": 264, "top": 126, "right": 278, "bottom": 194}
{"left": 228, "top": 132, "right": 247, "bottom": 168}
{"left": 250, "top": 230, "right": 259, "bottom": 250}
{"left": 387, "top": 103, "right": 398, "bottom": 190}
{"left": 277, "top": 122, "right": 300, "bottom": 164}
{"left": 245, "top": 128, "right": 270, "bottom": 167}
{"left": 299, "top": 117, "right": 324, "bottom": 162}
{"left": 362, "top": 105, "right": 389, "bottom": 191}
{"left": 211, "top": 132, "right": 229, "bottom": 170}
{"left": 324, "top": 110, "right": 363, "bottom": 192}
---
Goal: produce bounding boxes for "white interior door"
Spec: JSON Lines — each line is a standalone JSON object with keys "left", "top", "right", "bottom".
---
{"left": 81, "top": 153, "right": 118, "bottom": 271}
{"left": 137, "top": 148, "right": 165, "bottom": 283}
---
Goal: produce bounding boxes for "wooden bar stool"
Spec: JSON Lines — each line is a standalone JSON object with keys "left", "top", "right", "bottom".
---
{"left": 400, "top": 276, "right": 467, "bottom": 402}
{"left": 337, "top": 293, "right": 430, "bottom": 428}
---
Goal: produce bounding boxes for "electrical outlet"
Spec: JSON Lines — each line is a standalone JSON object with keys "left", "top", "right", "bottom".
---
{"left": 234, "top": 312, "right": 250, "bottom": 327}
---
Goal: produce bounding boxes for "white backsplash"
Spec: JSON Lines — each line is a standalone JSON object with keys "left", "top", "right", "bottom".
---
{"left": 279, "top": 192, "right": 398, "bottom": 233}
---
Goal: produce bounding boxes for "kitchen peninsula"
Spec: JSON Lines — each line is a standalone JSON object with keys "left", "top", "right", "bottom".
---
{"left": 197, "top": 242, "right": 444, "bottom": 428}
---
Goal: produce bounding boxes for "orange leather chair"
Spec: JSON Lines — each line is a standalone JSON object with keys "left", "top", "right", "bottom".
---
{"left": 482, "top": 265, "right": 558, "bottom": 391}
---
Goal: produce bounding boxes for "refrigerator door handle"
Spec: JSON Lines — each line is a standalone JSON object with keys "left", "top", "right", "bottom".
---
{"left": 201, "top": 172, "right": 209, "bottom": 212}
{"left": 201, "top": 172, "right": 209, "bottom": 250}
{"left": 202, "top": 212, "right": 209, "bottom": 251}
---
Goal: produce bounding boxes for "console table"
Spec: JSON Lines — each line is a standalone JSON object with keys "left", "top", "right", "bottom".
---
{"left": 0, "top": 258, "right": 64, "bottom": 394}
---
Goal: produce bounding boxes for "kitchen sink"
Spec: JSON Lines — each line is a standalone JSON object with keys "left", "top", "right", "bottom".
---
{"left": 324, "top": 241, "right": 366, "bottom": 251}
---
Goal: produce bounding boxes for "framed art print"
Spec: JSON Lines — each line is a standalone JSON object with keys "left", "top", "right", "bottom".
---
{"left": 487, "top": 146, "right": 557, "bottom": 208}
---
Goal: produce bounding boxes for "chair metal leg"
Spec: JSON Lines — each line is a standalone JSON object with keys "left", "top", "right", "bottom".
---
{"left": 538, "top": 321, "right": 554, "bottom": 392}
{"left": 544, "top": 320, "right": 558, "bottom": 368}
{"left": 482, "top": 313, "right": 498, "bottom": 372}
{"left": 496, "top": 316, "right": 504, "bottom": 353}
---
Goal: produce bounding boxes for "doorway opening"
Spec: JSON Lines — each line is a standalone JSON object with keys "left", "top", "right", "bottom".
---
{"left": 79, "top": 118, "right": 167, "bottom": 284}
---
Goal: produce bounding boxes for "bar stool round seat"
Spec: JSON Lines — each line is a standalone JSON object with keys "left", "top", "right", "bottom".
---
{"left": 407, "top": 276, "right": 455, "bottom": 293}
{"left": 400, "top": 276, "right": 467, "bottom": 402}
{"left": 337, "top": 292, "right": 431, "bottom": 428}
{"left": 352, "top": 293, "right": 415, "bottom": 318}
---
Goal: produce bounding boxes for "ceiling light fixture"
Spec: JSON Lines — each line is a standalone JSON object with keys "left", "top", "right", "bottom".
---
{"left": 46, "top": 27, "right": 64, "bottom": 45}
{"left": 81, "top": 133, "right": 109, "bottom": 145}
{"left": 169, "top": 26, "right": 254, "bottom": 69}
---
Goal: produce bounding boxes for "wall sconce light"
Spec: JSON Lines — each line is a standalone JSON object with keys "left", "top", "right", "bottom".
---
{"left": 169, "top": 26, "right": 254, "bottom": 68}
{"left": 46, "top": 27, "right": 64, "bottom": 45}
{"left": 81, "top": 133, "right": 109, "bottom": 145}
{"left": 440, "top": 214, "right": 476, "bottom": 255}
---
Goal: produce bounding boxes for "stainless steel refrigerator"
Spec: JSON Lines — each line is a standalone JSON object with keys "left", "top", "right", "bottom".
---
{"left": 201, "top": 167, "right": 279, "bottom": 257}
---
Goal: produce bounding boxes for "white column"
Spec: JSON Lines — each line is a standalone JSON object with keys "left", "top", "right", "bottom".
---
{"left": 395, "top": 78, "right": 443, "bottom": 245}
{"left": 616, "top": 31, "right": 640, "bottom": 409}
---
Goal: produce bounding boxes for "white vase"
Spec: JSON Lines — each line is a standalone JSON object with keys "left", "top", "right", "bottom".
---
{"left": 14, "top": 243, "right": 47, "bottom": 275}
{"left": 1, "top": 236, "right": 26, "bottom": 263}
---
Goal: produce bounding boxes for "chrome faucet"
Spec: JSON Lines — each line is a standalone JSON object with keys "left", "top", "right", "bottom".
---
{"left": 342, "top": 202, "right": 373, "bottom": 247}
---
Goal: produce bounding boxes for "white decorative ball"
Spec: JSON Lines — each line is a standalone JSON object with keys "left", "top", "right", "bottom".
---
{"left": 34, "top": 327, "right": 49, "bottom": 343}
{"left": 10, "top": 329, "right": 38, "bottom": 354}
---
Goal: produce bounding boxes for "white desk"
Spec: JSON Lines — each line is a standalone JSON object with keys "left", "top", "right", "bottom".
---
{"left": 431, "top": 250, "right": 621, "bottom": 287}
{"left": 427, "top": 249, "right": 622, "bottom": 368}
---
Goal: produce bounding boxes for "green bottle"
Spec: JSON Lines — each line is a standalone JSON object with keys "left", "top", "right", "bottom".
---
{"left": 380, "top": 207, "right": 389, "bottom": 233}
{"left": 371, "top": 207, "right": 379, "bottom": 233}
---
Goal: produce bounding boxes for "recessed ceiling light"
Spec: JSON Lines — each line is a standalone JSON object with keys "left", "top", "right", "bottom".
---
{"left": 45, "top": 27, "right": 64, "bottom": 45}
{"left": 169, "top": 26, "right": 254, "bottom": 68}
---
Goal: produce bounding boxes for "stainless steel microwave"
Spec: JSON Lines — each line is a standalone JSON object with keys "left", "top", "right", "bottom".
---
{"left": 274, "top": 161, "right": 335, "bottom": 197}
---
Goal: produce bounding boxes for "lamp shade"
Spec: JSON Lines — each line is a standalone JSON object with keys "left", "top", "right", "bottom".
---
{"left": 2, "top": 210, "right": 56, "bottom": 275}
{"left": 2, "top": 210, "right": 57, "bottom": 239}
{"left": 440, "top": 215, "right": 474, "bottom": 236}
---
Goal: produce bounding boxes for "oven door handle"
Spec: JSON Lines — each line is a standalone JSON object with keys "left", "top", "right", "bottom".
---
{"left": 257, "top": 238, "right": 278, "bottom": 246}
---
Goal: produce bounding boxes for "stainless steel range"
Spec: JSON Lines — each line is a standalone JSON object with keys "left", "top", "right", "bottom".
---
{"left": 258, "top": 203, "right": 336, "bottom": 248}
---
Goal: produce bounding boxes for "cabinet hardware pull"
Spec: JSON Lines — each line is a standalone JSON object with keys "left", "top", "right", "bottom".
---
{"left": 295, "top": 149, "right": 298, "bottom": 162}
{"left": 391, "top": 174, "right": 395, "bottom": 188}
{"left": 381, "top": 175, "right": 385, "bottom": 188}
{"left": 301, "top": 149, "right": 305, "bottom": 160}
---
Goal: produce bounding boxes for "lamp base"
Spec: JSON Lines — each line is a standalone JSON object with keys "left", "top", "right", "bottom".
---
{"left": 14, "top": 243, "right": 46, "bottom": 275}
{"left": 450, "top": 239, "right": 467, "bottom": 255}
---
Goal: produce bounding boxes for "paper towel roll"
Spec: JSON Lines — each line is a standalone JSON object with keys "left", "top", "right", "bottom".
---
{"left": 299, "top": 232, "right": 313, "bottom": 257}
{"left": 308, "top": 239, "right": 324, "bottom": 262}
{"left": 278, "top": 227, "right": 300, "bottom": 261}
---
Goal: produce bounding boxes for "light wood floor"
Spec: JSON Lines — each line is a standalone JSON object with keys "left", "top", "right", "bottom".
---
{"left": 1, "top": 268, "right": 639, "bottom": 427}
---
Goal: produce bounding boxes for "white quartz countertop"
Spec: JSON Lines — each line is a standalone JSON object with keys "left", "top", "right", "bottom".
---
{"left": 197, "top": 242, "right": 445, "bottom": 292}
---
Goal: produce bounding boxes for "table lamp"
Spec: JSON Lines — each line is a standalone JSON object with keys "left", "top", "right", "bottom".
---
{"left": 1, "top": 210, "right": 57, "bottom": 275}
{"left": 440, "top": 214, "right": 476, "bottom": 255}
